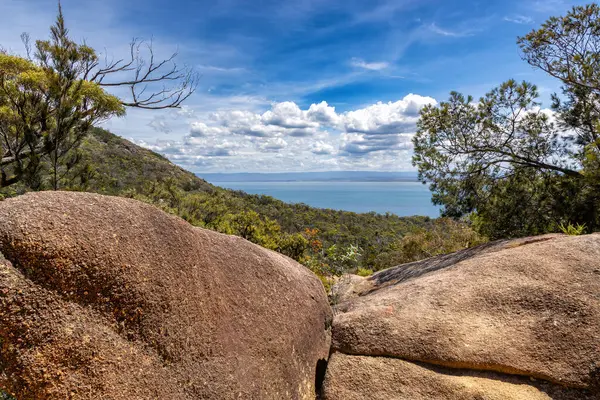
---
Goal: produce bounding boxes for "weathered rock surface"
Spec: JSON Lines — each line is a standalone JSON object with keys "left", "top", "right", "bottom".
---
{"left": 324, "top": 234, "right": 600, "bottom": 399}
{"left": 329, "top": 274, "right": 374, "bottom": 305}
{"left": 323, "top": 353, "right": 590, "bottom": 400}
{"left": 0, "top": 191, "right": 332, "bottom": 399}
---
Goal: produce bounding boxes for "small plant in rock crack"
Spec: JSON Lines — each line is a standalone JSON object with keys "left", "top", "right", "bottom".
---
{"left": 558, "top": 222, "right": 587, "bottom": 236}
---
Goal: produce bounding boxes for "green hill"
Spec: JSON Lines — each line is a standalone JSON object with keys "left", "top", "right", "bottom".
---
{"left": 79, "top": 128, "right": 214, "bottom": 194}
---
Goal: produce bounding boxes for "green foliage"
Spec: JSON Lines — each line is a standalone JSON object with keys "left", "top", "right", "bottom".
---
{"left": 558, "top": 222, "right": 587, "bottom": 236}
{"left": 0, "top": 390, "right": 15, "bottom": 400}
{"left": 356, "top": 268, "right": 374, "bottom": 277}
{"left": 0, "top": 4, "right": 195, "bottom": 190}
{"left": 77, "top": 128, "right": 212, "bottom": 195}
{"left": 518, "top": 4, "right": 600, "bottom": 94}
{"left": 0, "top": 10, "right": 124, "bottom": 189}
{"left": 325, "top": 244, "right": 362, "bottom": 275}
{"left": 414, "top": 4, "right": 600, "bottom": 239}
{"left": 413, "top": 80, "right": 580, "bottom": 238}
{"left": 373, "top": 218, "right": 486, "bottom": 267}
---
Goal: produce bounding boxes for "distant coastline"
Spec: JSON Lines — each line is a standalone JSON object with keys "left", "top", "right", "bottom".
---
{"left": 203, "top": 179, "right": 438, "bottom": 217}
{"left": 200, "top": 171, "right": 420, "bottom": 183}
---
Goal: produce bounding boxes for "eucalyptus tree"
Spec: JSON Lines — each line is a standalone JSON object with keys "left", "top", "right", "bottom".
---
{"left": 413, "top": 4, "right": 600, "bottom": 238}
{"left": 0, "top": 4, "right": 198, "bottom": 190}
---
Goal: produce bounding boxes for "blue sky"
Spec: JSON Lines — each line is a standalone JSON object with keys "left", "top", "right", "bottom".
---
{"left": 0, "top": 0, "right": 589, "bottom": 173}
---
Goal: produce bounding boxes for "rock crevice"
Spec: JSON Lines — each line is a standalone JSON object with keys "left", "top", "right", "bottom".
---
{"left": 322, "top": 352, "right": 595, "bottom": 400}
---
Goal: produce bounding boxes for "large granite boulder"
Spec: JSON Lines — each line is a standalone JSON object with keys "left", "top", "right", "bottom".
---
{"left": 0, "top": 191, "right": 332, "bottom": 399}
{"left": 323, "top": 234, "right": 600, "bottom": 399}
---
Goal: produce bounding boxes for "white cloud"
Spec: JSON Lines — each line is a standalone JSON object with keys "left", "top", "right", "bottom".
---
{"left": 261, "top": 101, "right": 318, "bottom": 129}
{"left": 261, "top": 137, "right": 288, "bottom": 151}
{"left": 307, "top": 101, "right": 339, "bottom": 125}
{"left": 427, "top": 23, "right": 471, "bottom": 38}
{"left": 311, "top": 141, "right": 337, "bottom": 155}
{"left": 504, "top": 15, "right": 534, "bottom": 24}
{"left": 133, "top": 93, "right": 437, "bottom": 172}
{"left": 148, "top": 116, "right": 172, "bottom": 134}
{"left": 339, "top": 94, "right": 436, "bottom": 135}
{"left": 350, "top": 58, "right": 390, "bottom": 71}
{"left": 208, "top": 103, "right": 321, "bottom": 138}
{"left": 212, "top": 110, "right": 274, "bottom": 137}
{"left": 190, "top": 122, "right": 227, "bottom": 137}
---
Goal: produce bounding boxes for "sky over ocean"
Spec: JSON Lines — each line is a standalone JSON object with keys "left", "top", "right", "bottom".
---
{"left": 0, "top": 0, "right": 588, "bottom": 173}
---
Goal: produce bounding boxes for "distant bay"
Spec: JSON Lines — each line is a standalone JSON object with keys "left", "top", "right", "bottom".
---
{"left": 202, "top": 172, "right": 440, "bottom": 217}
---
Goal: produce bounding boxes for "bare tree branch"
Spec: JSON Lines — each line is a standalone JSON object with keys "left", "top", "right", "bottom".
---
{"left": 90, "top": 38, "right": 199, "bottom": 109}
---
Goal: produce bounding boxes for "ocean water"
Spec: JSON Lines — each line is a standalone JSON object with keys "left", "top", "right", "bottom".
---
{"left": 215, "top": 181, "right": 440, "bottom": 217}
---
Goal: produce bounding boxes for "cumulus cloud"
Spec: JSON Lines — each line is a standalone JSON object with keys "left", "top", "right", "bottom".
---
{"left": 198, "top": 94, "right": 434, "bottom": 139}
{"left": 261, "top": 137, "right": 288, "bottom": 151}
{"left": 262, "top": 102, "right": 319, "bottom": 129}
{"left": 350, "top": 58, "right": 390, "bottom": 71}
{"left": 190, "top": 122, "right": 227, "bottom": 137}
{"left": 311, "top": 141, "right": 337, "bottom": 155}
{"left": 208, "top": 109, "right": 309, "bottom": 137}
{"left": 307, "top": 101, "right": 339, "bottom": 125}
{"left": 340, "top": 94, "right": 436, "bottom": 135}
{"left": 136, "top": 93, "right": 437, "bottom": 172}
{"left": 205, "top": 103, "right": 323, "bottom": 138}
